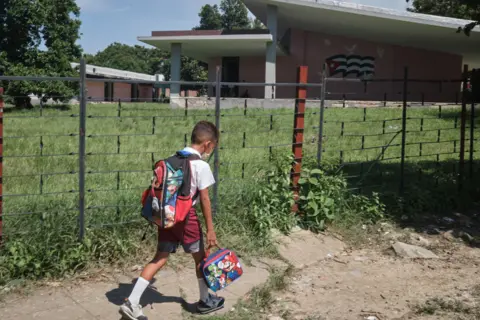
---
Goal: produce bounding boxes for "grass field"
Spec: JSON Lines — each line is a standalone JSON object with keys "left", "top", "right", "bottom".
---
{"left": 1, "top": 100, "right": 478, "bottom": 282}
{"left": 3, "top": 101, "right": 476, "bottom": 236}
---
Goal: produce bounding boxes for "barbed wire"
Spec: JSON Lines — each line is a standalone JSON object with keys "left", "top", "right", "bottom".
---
{"left": 1, "top": 72, "right": 477, "bottom": 237}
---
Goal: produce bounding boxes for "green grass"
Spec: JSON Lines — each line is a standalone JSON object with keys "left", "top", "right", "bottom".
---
{"left": 1, "top": 101, "right": 476, "bottom": 283}
{"left": 3, "top": 102, "right": 474, "bottom": 235}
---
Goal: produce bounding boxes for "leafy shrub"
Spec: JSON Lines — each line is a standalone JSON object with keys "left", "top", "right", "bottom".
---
{"left": 298, "top": 166, "right": 384, "bottom": 232}
{"left": 298, "top": 167, "right": 347, "bottom": 232}
{"left": 249, "top": 154, "right": 298, "bottom": 241}
{"left": 246, "top": 153, "right": 385, "bottom": 239}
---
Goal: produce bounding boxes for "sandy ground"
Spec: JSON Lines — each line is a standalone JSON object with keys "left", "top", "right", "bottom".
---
{"left": 271, "top": 227, "right": 480, "bottom": 320}
{"left": 1, "top": 224, "right": 479, "bottom": 320}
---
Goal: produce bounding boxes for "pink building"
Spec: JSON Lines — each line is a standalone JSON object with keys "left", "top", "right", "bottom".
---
{"left": 71, "top": 63, "right": 163, "bottom": 102}
{"left": 138, "top": 0, "right": 480, "bottom": 103}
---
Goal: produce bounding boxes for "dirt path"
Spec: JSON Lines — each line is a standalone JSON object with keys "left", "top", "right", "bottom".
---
{"left": 0, "top": 260, "right": 271, "bottom": 319}
{"left": 271, "top": 231, "right": 480, "bottom": 320}
{"left": 1, "top": 229, "right": 479, "bottom": 320}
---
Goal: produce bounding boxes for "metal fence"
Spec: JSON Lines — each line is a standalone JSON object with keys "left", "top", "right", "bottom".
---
{"left": 316, "top": 65, "right": 476, "bottom": 199}
{"left": 0, "top": 59, "right": 476, "bottom": 243}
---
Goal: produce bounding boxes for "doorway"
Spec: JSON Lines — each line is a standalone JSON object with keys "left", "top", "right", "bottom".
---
{"left": 221, "top": 57, "right": 240, "bottom": 97}
{"left": 104, "top": 82, "right": 113, "bottom": 102}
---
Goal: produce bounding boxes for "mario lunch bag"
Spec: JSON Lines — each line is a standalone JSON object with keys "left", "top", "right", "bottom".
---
{"left": 199, "top": 247, "right": 243, "bottom": 292}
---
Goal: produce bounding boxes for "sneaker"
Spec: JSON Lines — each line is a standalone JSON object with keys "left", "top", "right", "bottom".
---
{"left": 119, "top": 299, "right": 148, "bottom": 320}
{"left": 196, "top": 293, "right": 225, "bottom": 314}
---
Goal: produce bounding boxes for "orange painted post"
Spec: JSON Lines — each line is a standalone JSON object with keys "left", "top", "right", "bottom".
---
{"left": 291, "top": 66, "right": 308, "bottom": 213}
{"left": 0, "top": 88, "right": 3, "bottom": 244}
{"left": 459, "top": 64, "right": 469, "bottom": 191}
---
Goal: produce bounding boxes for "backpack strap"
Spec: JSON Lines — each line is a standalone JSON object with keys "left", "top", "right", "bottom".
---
{"left": 192, "top": 191, "right": 200, "bottom": 202}
{"left": 175, "top": 150, "right": 202, "bottom": 202}
{"left": 176, "top": 149, "right": 201, "bottom": 161}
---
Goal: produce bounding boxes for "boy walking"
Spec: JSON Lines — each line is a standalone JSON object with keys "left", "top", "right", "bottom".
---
{"left": 120, "top": 121, "right": 224, "bottom": 320}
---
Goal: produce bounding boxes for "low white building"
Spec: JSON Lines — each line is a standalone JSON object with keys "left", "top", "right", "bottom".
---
{"left": 70, "top": 63, "right": 164, "bottom": 102}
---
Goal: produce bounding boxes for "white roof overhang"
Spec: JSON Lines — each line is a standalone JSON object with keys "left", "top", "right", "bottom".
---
{"left": 138, "top": 33, "right": 285, "bottom": 62}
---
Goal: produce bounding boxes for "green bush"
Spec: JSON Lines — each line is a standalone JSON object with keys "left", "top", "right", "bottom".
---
{"left": 298, "top": 167, "right": 384, "bottom": 232}
{"left": 249, "top": 154, "right": 298, "bottom": 240}
{"left": 246, "top": 153, "right": 385, "bottom": 240}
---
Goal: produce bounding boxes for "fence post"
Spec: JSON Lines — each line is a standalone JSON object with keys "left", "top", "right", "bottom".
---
{"left": 117, "top": 99, "right": 121, "bottom": 117}
{"left": 317, "top": 64, "right": 327, "bottom": 167}
{"left": 0, "top": 88, "right": 3, "bottom": 245}
{"left": 78, "top": 59, "right": 87, "bottom": 240}
{"left": 459, "top": 64, "right": 469, "bottom": 191}
{"left": 470, "top": 99, "right": 475, "bottom": 180}
{"left": 399, "top": 67, "right": 408, "bottom": 195}
{"left": 212, "top": 66, "right": 221, "bottom": 215}
{"left": 292, "top": 66, "right": 308, "bottom": 213}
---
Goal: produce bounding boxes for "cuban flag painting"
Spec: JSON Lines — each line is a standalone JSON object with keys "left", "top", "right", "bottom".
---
{"left": 325, "top": 54, "right": 375, "bottom": 78}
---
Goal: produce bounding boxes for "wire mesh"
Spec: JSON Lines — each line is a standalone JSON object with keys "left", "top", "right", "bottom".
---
{"left": 0, "top": 66, "right": 477, "bottom": 243}
{"left": 0, "top": 76, "right": 314, "bottom": 240}
{"left": 318, "top": 72, "right": 473, "bottom": 196}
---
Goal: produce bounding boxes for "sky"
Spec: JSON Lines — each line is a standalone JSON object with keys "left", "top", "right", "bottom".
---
{"left": 76, "top": 0, "right": 409, "bottom": 54}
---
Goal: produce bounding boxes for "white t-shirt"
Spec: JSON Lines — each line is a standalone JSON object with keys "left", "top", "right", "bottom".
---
{"left": 182, "top": 147, "right": 215, "bottom": 205}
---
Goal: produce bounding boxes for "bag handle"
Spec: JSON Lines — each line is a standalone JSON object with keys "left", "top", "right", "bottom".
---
{"left": 197, "top": 244, "right": 222, "bottom": 272}
{"left": 204, "top": 244, "right": 222, "bottom": 259}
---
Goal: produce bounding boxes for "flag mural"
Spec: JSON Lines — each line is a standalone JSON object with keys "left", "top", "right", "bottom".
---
{"left": 325, "top": 54, "right": 376, "bottom": 78}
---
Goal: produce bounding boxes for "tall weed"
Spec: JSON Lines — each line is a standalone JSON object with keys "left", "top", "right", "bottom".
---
{"left": 249, "top": 154, "right": 298, "bottom": 240}
{"left": 247, "top": 153, "right": 385, "bottom": 240}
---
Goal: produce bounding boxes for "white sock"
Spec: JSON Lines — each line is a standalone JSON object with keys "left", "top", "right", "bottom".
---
{"left": 198, "top": 278, "right": 209, "bottom": 302}
{"left": 128, "top": 277, "right": 150, "bottom": 305}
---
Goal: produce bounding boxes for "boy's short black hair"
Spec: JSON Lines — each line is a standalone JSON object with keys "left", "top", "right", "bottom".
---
{"left": 191, "top": 121, "right": 220, "bottom": 145}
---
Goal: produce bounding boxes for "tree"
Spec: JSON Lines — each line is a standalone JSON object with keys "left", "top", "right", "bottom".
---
{"left": 0, "top": 0, "right": 82, "bottom": 107}
{"left": 195, "top": 4, "right": 222, "bottom": 30}
{"left": 196, "top": 1, "right": 251, "bottom": 30}
{"left": 220, "top": 0, "right": 251, "bottom": 30}
{"left": 160, "top": 57, "right": 207, "bottom": 82}
{"left": 407, "top": 0, "right": 480, "bottom": 35}
{"left": 408, "top": 0, "right": 474, "bottom": 18}
{"left": 251, "top": 18, "right": 266, "bottom": 29}
{"left": 85, "top": 43, "right": 165, "bottom": 75}
{"left": 85, "top": 44, "right": 207, "bottom": 83}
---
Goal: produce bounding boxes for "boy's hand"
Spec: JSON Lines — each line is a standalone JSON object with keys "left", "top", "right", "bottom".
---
{"left": 206, "top": 230, "right": 218, "bottom": 248}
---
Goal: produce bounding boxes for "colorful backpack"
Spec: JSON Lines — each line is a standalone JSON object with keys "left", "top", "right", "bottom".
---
{"left": 199, "top": 248, "right": 243, "bottom": 292}
{"left": 141, "top": 150, "right": 200, "bottom": 229}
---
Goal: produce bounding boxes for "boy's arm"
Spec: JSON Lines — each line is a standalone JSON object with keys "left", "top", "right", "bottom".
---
{"left": 199, "top": 188, "right": 218, "bottom": 248}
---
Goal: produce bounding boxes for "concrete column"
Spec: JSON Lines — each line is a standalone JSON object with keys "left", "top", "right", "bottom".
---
{"left": 170, "top": 43, "right": 182, "bottom": 97}
{"left": 265, "top": 4, "right": 278, "bottom": 99}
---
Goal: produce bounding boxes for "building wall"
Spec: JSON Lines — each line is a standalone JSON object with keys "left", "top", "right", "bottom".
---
{"left": 138, "top": 84, "right": 152, "bottom": 102}
{"left": 113, "top": 83, "right": 132, "bottom": 102}
{"left": 292, "top": 29, "right": 463, "bottom": 102}
{"left": 86, "top": 81, "right": 105, "bottom": 101}
{"left": 208, "top": 28, "right": 463, "bottom": 102}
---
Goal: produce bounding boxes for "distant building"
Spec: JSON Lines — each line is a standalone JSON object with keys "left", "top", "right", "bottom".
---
{"left": 70, "top": 63, "right": 165, "bottom": 102}
{"left": 138, "top": 0, "right": 480, "bottom": 102}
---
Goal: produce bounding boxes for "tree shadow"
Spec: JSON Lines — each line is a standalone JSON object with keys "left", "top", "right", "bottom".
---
{"left": 336, "top": 158, "right": 480, "bottom": 248}
{"left": 3, "top": 104, "right": 72, "bottom": 113}
{"left": 436, "top": 106, "right": 480, "bottom": 127}
{"left": 39, "top": 104, "right": 72, "bottom": 111}
{"left": 105, "top": 277, "right": 198, "bottom": 316}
